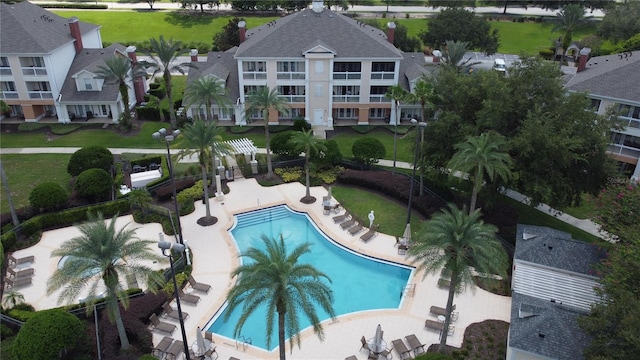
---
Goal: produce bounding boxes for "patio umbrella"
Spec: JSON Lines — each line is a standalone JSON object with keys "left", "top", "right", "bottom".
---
{"left": 195, "top": 326, "right": 206, "bottom": 356}
{"left": 328, "top": 186, "right": 332, "bottom": 200}
{"left": 374, "top": 324, "right": 383, "bottom": 353}
{"left": 402, "top": 223, "right": 411, "bottom": 242}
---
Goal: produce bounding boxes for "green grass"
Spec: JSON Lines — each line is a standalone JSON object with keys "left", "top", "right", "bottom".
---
{"left": 491, "top": 21, "right": 597, "bottom": 55}
{"left": 559, "top": 194, "right": 596, "bottom": 220}
{"left": 51, "top": 10, "right": 279, "bottom": 44}
{"left": 332, "top": 128, "right": 415, "bottom": 162}
{"left": 331, "top": 185, "right": 423, "bottom": 237}
{"left": 1, "top": 154, "right": 72, "bottom": 214}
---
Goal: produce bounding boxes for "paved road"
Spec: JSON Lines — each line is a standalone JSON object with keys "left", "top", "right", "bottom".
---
{"left": 2, "top": 146, "right": 608, "bottom": 240}
{"left": 34, "top": 1, "right": 606, "bottom": 17}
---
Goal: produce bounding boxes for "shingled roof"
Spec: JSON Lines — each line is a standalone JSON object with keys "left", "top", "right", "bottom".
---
{"left": 565, "top": 51, "right": 640, "bottom": 104}
{"left": 0, "top": 1, "right": 99, "bottom": 54}
{"left": 235, "top": 7, "right": 402, "bottom": 59}
{"left": 186, "top": 48, "right": 239, "bottom": 103}
{"left": 515, "top": 224, "right": 605, "bottom": 277}
{"left": 509, "top": 292, "right": 591, "bottom": 360}
{"left": 59, "top": 44, "right": 126, "bottom": 102}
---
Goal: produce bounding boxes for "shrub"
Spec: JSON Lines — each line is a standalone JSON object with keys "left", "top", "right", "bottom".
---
{"left": 75, "top": 169, "right": 114, "bottom": 202}
{"left": 29, "top": 182, "right": 68, "bottom": 213}
{"left": 274, "top": 167, "right": 303, "bottom": 182}
{"left": 311, "top": 139, "right": 342, "bottom": 168}
{"left": 292, "top": 118, "right": 311, "bottom": 131}
{"left": 1, "top": 323, "right": 14, "bottom": 340}
{"left": 352, "top": 137, "right": 386, "bottom": 165}
{"left": 152, "top": 178, "right": 197, "bottom": 201}
{"left": 270, "top": 131, "right": 298, "bottom": 159}
{"left": 136, "top": 105, "right": 162, "bottom": 121}
{"left": 538, "top": 48, "right": 554, "bottom": 60}
{"left": 176, "top": 180, "right": 204, "bottom": 215}
{"left": 67, "top": 146, "right": 114, "bottom": 177}
{"left": 12, "top": 309, "right": 86, "bottom": 360}
{"left": 148, "top": 82, "right": 166, "bottom": 99}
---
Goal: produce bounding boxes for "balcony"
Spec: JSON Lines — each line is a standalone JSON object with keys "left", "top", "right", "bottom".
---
{"left": 333, "top": 95, "right": 360, "bottom": 103}
{"left": 333, "top": 72, "right": 361, "bottom": 80}
{"left": 28, "top": 91, "right": 53, "bottom": 99}
{"left": 0, "top": 91, "right": 18, "bottom": 99}
{"left": 371, "top": 72, "right": 394, "bottom": 80}
{"left": 608, "top": 144, "right": 640, "bottom": 160}
{"left": 278, "top": 95, "right": 305, "bottom": 103}
{"left": 242, "top": 72, "right": 267, "bottom": 80}
{"left": 22, "top": 67, "right": 47, "bottom": 76}
{"left": 369, "top": 95, "right": 389, "bottom": 103}
{"left": 0, "top": 68, "right": 11, "bottom": 76}
{"left": 277, "top": 72, "right": 305, "bottom": 80}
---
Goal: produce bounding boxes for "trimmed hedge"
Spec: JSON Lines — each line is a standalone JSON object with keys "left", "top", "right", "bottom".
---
{"left": 67, "top": 146, "right": 114, "bottom": 177}
{"left": 39, "top": 3, "right": 107, "bottom": 9}
{"left": 352, "top": 137, "right": 386, "bottom": 165}
{"left": 29, "top": 182, "right": 68, "bottom": 213}
{"left": 75, "top": 168, "right": 113, "bottom": 202}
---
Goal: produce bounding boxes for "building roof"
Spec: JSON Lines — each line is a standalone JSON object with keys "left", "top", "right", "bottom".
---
{"left": 565, "top": 51, "right": 640, "bottom": 104}
{"left": 515, "top": 224, "right": 605, "bottom": 277}
{"left": 235, "top": 7, "right": 402, "bottom": 59}
{"left": 509, "top": 292, "right": 591, "bottom": 360}
{"left": 0, "top": 1, "right": 99, "bottom": 54}
{"left": 398, "top": 52, "right": 436, "bottom": 91}
{"left": 186, "top": 48, "right": 240, "bottom": 103}
{"left": 59, "top": 44, "right": 127, "bottom": 103}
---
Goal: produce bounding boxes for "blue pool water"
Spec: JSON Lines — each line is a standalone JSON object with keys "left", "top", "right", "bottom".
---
{"left": 205, "top": 205, "right": 413, "bottom": 351}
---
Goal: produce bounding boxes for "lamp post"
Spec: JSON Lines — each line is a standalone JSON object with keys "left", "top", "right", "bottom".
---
{"left": 158, "top": 236, "right": 190, "bottom": 360}
{"left": 392, "top": 100, "right": 399, "bottom": 175}
{"left": 407, "top": 119, "right": 427, "bottom": 227}
{"left": 153, "top": 128, "right": 184, "bottom": 244}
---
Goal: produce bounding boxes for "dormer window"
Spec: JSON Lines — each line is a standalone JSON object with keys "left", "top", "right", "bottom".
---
{"left": 84, "top": 78, "right": 93, "bottom": 91}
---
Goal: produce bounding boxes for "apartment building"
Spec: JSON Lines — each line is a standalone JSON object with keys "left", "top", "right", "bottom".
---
{"left": 0, "top": 1, "right": 143, "bottom": 123}
{"left": 186, "top": 0, "right": 430, "bottom": 127}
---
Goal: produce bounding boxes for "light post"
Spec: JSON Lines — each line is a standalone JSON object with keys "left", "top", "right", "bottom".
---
{"left": 158, "top": 236, "right": 191, "bottom": 360}
{"left": 404, "top": 119, "right": 426, "bottom": 240}
{"left": 152, "top": 128, "right": 184, "bottom": 244}
{"left": 392, "top": 100, "right": 400, "bottom": 175}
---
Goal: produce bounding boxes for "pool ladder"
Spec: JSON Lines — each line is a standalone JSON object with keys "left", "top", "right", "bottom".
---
{"left": 236, "top": 335, "right": 252, "bottom": 351}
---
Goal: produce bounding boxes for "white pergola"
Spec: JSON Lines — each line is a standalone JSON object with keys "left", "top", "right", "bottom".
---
{"left": 225, "top": 138, "right": 258, "bottom": 160}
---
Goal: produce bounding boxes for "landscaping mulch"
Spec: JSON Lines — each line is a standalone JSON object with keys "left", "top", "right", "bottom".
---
{"left": 427, "top": 320, "right": 510, "bottom": 360}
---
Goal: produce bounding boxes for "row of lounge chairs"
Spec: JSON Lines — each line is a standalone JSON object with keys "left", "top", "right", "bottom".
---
{"left": 4, "top": 255, "right": 35, "bottom": 290}
{"left": 392, "top": 334, "right": 426, "bottom": 359}
{"left": 424, "top": 304, "right": 458, "bottom": 336}
{"left": 333, "top": 212, "right": 380, "bottom": 241}
{"left": 152, "top": 336, "right": 184, "bottom": 360}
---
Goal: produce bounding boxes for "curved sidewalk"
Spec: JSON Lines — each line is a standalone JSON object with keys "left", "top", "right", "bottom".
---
{"left": 2, "top": 147, "right": 606, "bottom": 239}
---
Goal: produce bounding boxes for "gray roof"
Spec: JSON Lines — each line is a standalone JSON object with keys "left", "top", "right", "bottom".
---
{"left": 509, "top": 292, "right": 591, "bottom": 360}
{"left": 398, "top": 52, "right": 436, "bottom": 91}
{"left": 59, "top": 44, "right": 127, "bottom": 103}
{"left": 515, "top": 225, "right": 605, "bottom": 277}
{"left": 0, "top": 1, "right": 99, "bottom": 54}
{"left": 565, "top": 51, "right": 640, "bottom": 104}
{"left": 186, "top": 48, "right": 239, "bottom": 103}
{"left": 236, "top": 7, "right": 402, "bottom": 59}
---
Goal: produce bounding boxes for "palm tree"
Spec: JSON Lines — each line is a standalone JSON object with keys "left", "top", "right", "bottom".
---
{"left": 46, "top": 213, "right": 163, "bottom": 350}
{"left": 289, "top": 129, "right": 327, "bottom": 203}
{"left": 385, "top": 85, "right": 410, "bottom": 174}
{"left": 141, "top": 36, "right": 196, "bottom": 130}
{"left": 553, "top": 4, "right": 588, "bottom": 49}
{"left": 245, "top": 87, "right": 290, "bottom": 178}
{"left": 447, "top": 132, "right": 513, "bottom": 214}
{"left": 442, "top": 40, "right": 477, "bottom": 72}
{"left": 94, "top": 55, "right": 146, "bottom": 130}
{"left": 183, "top": 76, "right": 230, "bottom": 121}
{"left": 127, "top": 189, "right": 153, "bottom": 215}
{"left": 178, "top": 119, "right": 231, "bottom": 225}
{"left": 225, "top": 234, "right": 336, "bottom": 360}
{"left": 408, "top": 204, "right": 508, "bottom": 352}
{"left": 2, "top": 289, "right": 25, "bottom": 309}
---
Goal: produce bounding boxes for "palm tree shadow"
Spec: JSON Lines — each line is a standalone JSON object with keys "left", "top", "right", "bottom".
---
{"left": 164, "top": 12, "right": 214, "bottom": 28}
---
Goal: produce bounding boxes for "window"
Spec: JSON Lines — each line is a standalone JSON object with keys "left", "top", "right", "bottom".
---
{"left": 244, "top": 85, "right": 266, "bottom": 96}
{"left": 315, "top": 61, "right": 323, "bottom": 74}
{"left": 277, "top": 61, "right": 304, "bottom": 73}
{"left": 335, "top": 108, "right": 356, "bottom": 118}
{"left": 315, "top": 84, "right": 323, "bottom": 97}
{"left": 100, "top": 105, "right": 108, "bottom": 115}
{"left": 333, "top": 62, "right": 361, "bottom": 72}
{"left": 618, "top": 104, "right": 632, "bottom": 117}
{"left": 1, "top": 81, "right": 15, "bottom": 92}
{"left": 0, "top": 57, "right": 8, "bottom": 67}
{"left": 84, "top": 78, "right": 93, "bottom": 91}
{"left": 370, "top": 86, "right": 389, "bottom": 95}
{"left": 369, "top": 108, "right": 387, "bottom": 118}
{"left": 632, "top": 107, "right": 640, "bottom": 120}
{"left": 371, "top": 62, "right": 394, "bottom": 72}
{"left": 242, "top": 61, "right": 266, "bottom": 72}
{"left": 589, "top": 98, "right": 601, "bottom": 111}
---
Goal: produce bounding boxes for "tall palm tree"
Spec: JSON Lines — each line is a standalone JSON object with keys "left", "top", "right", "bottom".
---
{"left": 225, "top": 234, "right": 336, "bottom": 360}
{"left": 447, "top": 132, "right": 513, "bottom": 214}
{"left": 442, "top": 40, "right": 477, "bottom": 72}
{"left": 408, "top": 204, "right": 508, "bottom": 352}
{"left": 46, "top": 213, "right": 163, "bottom": 350}
{"left": 385, "top": 85, "right": 409, "bottom": 174}
{"left": 553, "top": 4, "right": 588, "bottom": 49}
{"left": 2, "top": 289, "right": 25, "bottom": 309}
{"left": 183, "top": 76, "right": 230, "bottom": 121}
{"left": 245, "top": 87, "right": 290, "bottom": 178}
{"left": 289, "top": 129, "right": 327, "bottom": 203}
{"left": 141, "top": 36, "right": 196, "bottom": 130}
{"left": 95, "top": 55, "right": 146, "bottom": 130}
{"left": 178, "top": 119, "right": 231, "bottom": 225}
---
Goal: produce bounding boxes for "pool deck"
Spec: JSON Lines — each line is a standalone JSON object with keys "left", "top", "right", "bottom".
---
{"left": 10, "top": 178, "right": 511, "bottom": 359}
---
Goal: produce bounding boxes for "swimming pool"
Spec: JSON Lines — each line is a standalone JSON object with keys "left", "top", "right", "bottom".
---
{"left": 205, "top": 205, "right": 413, "bottom": 351}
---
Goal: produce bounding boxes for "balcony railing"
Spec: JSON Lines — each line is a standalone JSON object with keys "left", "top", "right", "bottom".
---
{"left": 0, "top": 68, "right": 11, "bottom": 76}
{"left": 371, "top": 72, "right": 395, "bottom": 80}
{"left": 617, "top": 117, "right": 640, "bottom": 129}
{"left": 608, "top": 144, "right": 640, "bottom": 159}
{"left": 242, "top": 72, "right": 267, "bottom": 80}
{"left": 22, "top": 67, "right": 47, "bottom": 76}
{"left": 28, "top": 91, "right": 53, "bottom": 99}
{"left": 0, "top": 91, "right": 18, "bottom": 99}
{"left": 369, "top": 95, "right": 389, "bottom": 103}
{"left": 276, "top": 72, "right": 305, "bottom": 80}
{"left": 278, "top": 95, "right": 305, "bottom": 103}
{"left": 333, "top": 72, "right": 361, "bottom": 80}
{"left": 333, "top": 95, "right": 360, "bottom": 103}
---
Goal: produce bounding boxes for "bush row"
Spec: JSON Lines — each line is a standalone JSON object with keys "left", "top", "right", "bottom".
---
{"left": 1, "top": 200, "right": 130, "bottom": 252}
{"left": 102, "top": 40, "right": 212, "bottom": 55}
{"left": 337, "top": 169, "right": 445, "bottom": 218}
{"left": 39, "top": 3, "right": 107, "bottom": 9}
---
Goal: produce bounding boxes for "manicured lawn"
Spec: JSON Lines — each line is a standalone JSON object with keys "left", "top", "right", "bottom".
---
{"left": 331, "top": 185, "right": 423, "bottom": 237}
{"left": 491, "top": 21, "right": 598, "bottom": 55}
{"left": 1, "top": 154, "right": 72, "bottom": 214}
{"left": 51, "top": 10, "right": 279, "bottom": 44}
{"left": 331, "top": 128, "right": 415, "bottom": 163}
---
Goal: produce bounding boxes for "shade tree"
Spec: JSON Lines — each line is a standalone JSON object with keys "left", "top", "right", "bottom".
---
{"left": 419, "top": 8, "right": 499, "bottom": 54}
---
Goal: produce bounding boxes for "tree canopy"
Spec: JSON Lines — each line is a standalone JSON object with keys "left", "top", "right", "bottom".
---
{"left": 597, "top": 0, "right": 640, "bottom": 43}
{"left": 213, "top": 17, "right": 245, "bottom": 51}
{"left": 593, "top": 181, "right": 640, "bottom": 243}
{"left": 419, "top": 8, "right": 499, "bottom": 54}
